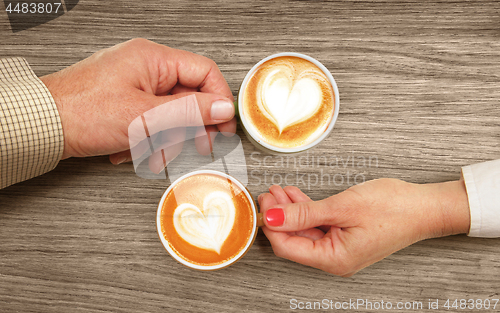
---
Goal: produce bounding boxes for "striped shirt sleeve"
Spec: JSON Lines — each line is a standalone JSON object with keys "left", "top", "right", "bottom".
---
{"left": 0, "top": 57, "right": 63, "bottom": 189}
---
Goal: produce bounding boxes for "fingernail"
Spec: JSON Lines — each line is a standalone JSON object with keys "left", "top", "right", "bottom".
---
{"left": 115, "top": 157, "right": 127, "bottom": 165}
{"left": 211, "top": 100, "right": 234, "bottom": 120}
{"left": 265, "top": 208, "right": 285, "bottom": 227}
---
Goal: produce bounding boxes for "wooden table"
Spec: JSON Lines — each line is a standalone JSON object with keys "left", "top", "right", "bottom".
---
{"left": 1, "top": 1, "right": 499, "bottom": 312}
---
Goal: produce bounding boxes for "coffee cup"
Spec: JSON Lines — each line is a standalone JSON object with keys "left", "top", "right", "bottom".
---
{"left": 157, "top": 170, "right": 263, "bottom": 270}
{"left": 237, "top": 53, "right": 340, "bottom": 154}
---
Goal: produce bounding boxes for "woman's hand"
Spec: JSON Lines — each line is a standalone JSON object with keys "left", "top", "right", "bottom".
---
{"left": 258, "top": 178, "right": 470, "bottom": 276}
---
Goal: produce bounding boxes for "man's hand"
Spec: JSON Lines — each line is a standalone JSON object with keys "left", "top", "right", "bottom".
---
{"left": 40, "top": 38, "right": 236, "bottom": 165}
{"left": 258, "top": 178, "right": 470, "bottom": 276}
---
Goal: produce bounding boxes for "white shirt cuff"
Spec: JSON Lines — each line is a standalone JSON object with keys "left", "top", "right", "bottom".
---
{"left": 462, "top": 159, "right": 500, "bottom": 238}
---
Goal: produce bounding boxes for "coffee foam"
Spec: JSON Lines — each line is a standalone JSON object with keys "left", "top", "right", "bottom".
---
{"left": 160, "top": 174, "right": 253, "bottom": 266}
{"left": 173, "top": 191, "right": 236, "bottom": 254}
{"left": 243, "top": 56, "right": 334, "bottom": 149}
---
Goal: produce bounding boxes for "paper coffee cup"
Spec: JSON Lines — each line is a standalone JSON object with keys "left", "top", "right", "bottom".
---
{"left": 157, "top": 170, "right": 263, "bottom": 271}
{"left": 237, "top": 52, "right": 340, "bottom": 154}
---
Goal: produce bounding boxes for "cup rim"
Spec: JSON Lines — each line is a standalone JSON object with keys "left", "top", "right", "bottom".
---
{"left": 156, "top": 170, "right": 258, "bottom": 271}
{"left": 238, "top": 52, "right": 340, "bottom": 153}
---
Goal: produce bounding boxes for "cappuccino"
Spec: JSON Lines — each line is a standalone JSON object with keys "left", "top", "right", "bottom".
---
{"left": 158, "top": 171, "right": 255, "bottom": 268}
{"left": 242, "top": 56, "right": 335, "bottom": 150}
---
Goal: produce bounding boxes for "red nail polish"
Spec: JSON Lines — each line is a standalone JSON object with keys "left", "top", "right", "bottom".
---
{"left": 266, "top": 208, "right": 284, "bottom": 227}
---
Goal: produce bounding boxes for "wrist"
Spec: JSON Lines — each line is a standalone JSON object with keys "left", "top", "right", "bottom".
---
{"left": 40, "top": 73, "right": 70, "bottom": 159}
{"left": 420, "top": 180, "right": 470, "bottom": 238}
{"left": 40, "top": 74, "right": 61, "bottom": 112}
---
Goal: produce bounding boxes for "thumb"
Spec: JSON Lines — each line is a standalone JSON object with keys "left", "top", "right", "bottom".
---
{"left": 140, "top": 92, "right": 235, "bottom": 133}
{"left": 263, "top": 199, "right": 337, "bottom": 231}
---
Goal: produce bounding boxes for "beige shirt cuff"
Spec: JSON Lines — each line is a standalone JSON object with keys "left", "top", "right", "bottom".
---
{"left": 0, "top": 57, "right": 63, "bottom": 189}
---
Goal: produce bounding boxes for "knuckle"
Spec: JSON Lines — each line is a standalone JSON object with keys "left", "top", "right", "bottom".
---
{"left": 204, "top": 59, "right": 220, "bottom": 78}
{"left": 272, "top": 245, "right": 286, "bottom": 259}
{"left": 330, "top": 267, "right": 348, "bottom": 277}
{"left": 295, "top": 203, "right": 310, "bottom": 230}
{"left": 342, "top": 272, "right": 356, "bottom": 278}
{"left": 128, "top": 38, "right": 149, "bottom": 47}
{"left": 321, "top": 252, "right": 350, "bottom": 277}
{"left": 202, "top": 57, "right": 217, "bottom": 68}
{"left": 334, "top": 259, "right": 353, "bottom": 277}
{"left": 273, "top": 249, "right": 284, "bottom": 259}
{"left": 121, "top": 38, "right": 152, "bottom": 55}
{"left": 283, "top": 185, "right": 299, "bottom": 193}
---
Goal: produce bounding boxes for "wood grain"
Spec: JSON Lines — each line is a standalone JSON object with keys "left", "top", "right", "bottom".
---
{"left": 1, "top": 0, "right": 499, "bottom": 312}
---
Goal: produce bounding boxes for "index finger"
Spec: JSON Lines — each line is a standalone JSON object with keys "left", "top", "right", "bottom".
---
{"left": 283, "top": 186, "right": 312, "bottom": 202}
{"left": 260, "top": 193, "right": 333, "bottom": 268}
{"left": 269, "top": 185, "right": 293, "bottom": 204}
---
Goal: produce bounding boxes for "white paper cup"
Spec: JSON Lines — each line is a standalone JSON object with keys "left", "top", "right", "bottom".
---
{"left": 156, "top": 170, "right": 262, "bottom": 271}
{"left": 238, "top": 52, "right": 340, "bottom": 154}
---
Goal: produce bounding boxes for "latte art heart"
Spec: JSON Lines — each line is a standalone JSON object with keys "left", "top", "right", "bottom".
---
{"left": 173, "top": 191, "right": 236, "bottom": 254}
{"left": 259, "top": 67, "right": 323, "bottom": 133}
{"left": 243, "top": 56, "right": 335, "bottom": 149}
